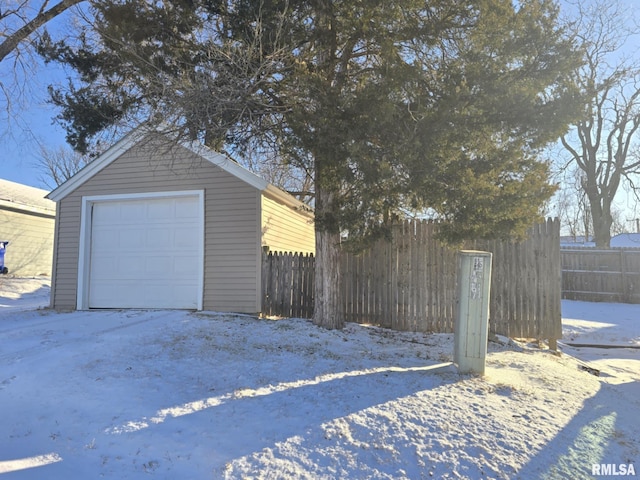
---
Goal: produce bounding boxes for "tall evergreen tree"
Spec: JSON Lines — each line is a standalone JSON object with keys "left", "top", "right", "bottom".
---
{"left": 38, "top": 0, "right": 582, "bottom": 329}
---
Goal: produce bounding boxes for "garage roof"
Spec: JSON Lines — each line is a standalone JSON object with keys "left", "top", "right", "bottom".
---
{"left": 46, "top": 127, "right": 311, "bottom": 214}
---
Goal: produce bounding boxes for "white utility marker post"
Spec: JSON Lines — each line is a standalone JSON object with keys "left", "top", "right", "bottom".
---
{"left": 454, "top": 250, "right": 492, "bottom": 375}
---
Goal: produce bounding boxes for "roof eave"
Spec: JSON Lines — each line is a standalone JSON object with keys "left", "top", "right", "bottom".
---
{"left": 0, "top": 199, "right": 56, "bottom": 217}
{"left": 263, "top": 184, "right": 314, "bottom": 219}
{"left": 180, "top": 141, "right": 269, "bottom": 192}
{"left": 46, "top": 129, "right": 145, "bottom": 202}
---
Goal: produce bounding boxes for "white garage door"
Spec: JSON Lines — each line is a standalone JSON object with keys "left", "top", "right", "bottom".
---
{"left": 88, "top": 194, "right": 202, "bottom": 309}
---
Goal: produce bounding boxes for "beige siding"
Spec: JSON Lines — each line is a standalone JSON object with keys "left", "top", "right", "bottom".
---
{"left": 261, "top": 194, "right": 315, "bottom": 254}
{"left": 0, "top": 208, "right": 55, "bottom": 276}
{"left": 50, "top": 198, "right": 81, "bottom": 308}
{"left": 51, "top": 138, "right": 261, "bottom": 313}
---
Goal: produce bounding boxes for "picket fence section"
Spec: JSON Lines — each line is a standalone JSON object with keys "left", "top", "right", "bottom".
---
{"left": 261, "top": 251, "right": 315, "bottom": 319}
{"left": 262, "top": 218, "right": 561, "bottom": 341}
{"left": 561, "top": 248, "right": 640, "bottom": 303}
{"left": 473, "top": 219, "right": 561, "bottom": 340}
{"left": 339, "top": 221, "right": 457, "bottom": 332}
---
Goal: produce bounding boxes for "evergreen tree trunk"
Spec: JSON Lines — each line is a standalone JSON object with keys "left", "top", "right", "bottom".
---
{"left": 313, "top": 186, "right": 344, "bottom": 330}
{"left": 310, "top": 4, "right": 343, "bottom": 329}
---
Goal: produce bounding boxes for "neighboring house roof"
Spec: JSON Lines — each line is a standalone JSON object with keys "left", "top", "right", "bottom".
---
{"left": 560, "top": 235, "right": 595, "bottom": 248}
{"left": 0, "top": 178, "right": 56, "bottom": 216}
{"left": 46, "top": 127, "right": 311, "bottom": 215}
{"left": 610, "top": 233, "right": 640, "bottom": 248}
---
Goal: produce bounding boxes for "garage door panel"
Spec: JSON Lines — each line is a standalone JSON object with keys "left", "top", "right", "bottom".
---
{"left": 92, "top": 202, "right": 120, "bottom": 223}
{"left": 92, "top": 256, "right": 199, "bottom": 279}
{"left": 173, "top": 256, "right": 200, "bottom": 274}
{"left": 175, "top": 197, "right": 199, "bottom": 218}
{"left": 119, "top": 257, "right": 146, "bottom": 275}
{"left": 90, "top": 256, "right": 116, "bottom": 277}
{"left": 147, "top": 228, "right": 171, "bottom": 245}
{"left": 91, "top": 230, "right": 118, "bottom": 251}
{"left": 120, "top": 202, "right": 146, "bottom": 222}
{"left": 175, "top": 229, "right": 199, "bottom": 248}
{"left": 88, "top": 194, "right": 202, "bottom": 309}
{"left": 119, "top": 228, "right": 147, "bottom": 248}
{"left": 145, "top": 256, "right": 167, "bottom": 274}
{"left": 148, "top": 201, "right": 172, "bottom": 219}
{"left": 89, "top": 283, "right": 199, "bottom": 309}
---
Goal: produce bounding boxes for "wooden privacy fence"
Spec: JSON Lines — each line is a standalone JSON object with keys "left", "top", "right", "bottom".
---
{"left": 472, "top": 220, "right": 561, "bottom": 340}
{"left": 262, "top": 252, "right": 315, "bottom": 319}
{"left": 561, "top": 248, "right": 640, "bottom": 303}
{"left": 262, "top": 218, "right": 561, "bottom": 341}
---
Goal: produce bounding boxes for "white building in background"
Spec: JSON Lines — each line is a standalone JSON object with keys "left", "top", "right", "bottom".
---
{"left": 0, "top": 178, "right": 56, "bottom": 276}
{"left": 610, "top": 233, "right": 640, "bottom": 248}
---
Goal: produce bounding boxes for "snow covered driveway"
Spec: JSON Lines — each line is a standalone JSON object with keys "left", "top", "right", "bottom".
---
{"left": 0, "top": 278, "right": 638, "bottom": 479}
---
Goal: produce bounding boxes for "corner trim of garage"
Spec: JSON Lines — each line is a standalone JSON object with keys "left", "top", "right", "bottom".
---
{"left": 76, "top": 190, "right": 205, "bottom": 310}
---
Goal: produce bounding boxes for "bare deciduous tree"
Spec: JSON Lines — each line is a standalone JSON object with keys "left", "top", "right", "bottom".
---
{"left": 552, "top": 165, "right": 593, "bottom": 241}
{"left": 34, "top": 143, "right": 90, "bottom": 188}
{"left": 560, "top": 0, "right": 640, "bottom": 247}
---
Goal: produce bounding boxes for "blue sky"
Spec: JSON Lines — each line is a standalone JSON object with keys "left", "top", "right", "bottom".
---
{"left": 1, "top": 7, "right": 72, "bottom": 191}
{"left": 1, "top": 93, "right": 68, "bottom": 190}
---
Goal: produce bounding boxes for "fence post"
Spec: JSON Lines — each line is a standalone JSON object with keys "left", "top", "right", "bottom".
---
{"left": 262, "top": 251, "right": 273, "bottom": 316}
{"left": 621, "top": 250, "right": 628, "bottom": 303}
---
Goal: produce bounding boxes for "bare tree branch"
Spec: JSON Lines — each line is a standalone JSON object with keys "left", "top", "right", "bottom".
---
{"left": 0, "top": 0, "right": 85, "bottom": 63}
{"left": 34, "top": 143, "right": 90, "bottom": 188}
{"left": 560, "top": 0, "right": 640, "bottom": 246}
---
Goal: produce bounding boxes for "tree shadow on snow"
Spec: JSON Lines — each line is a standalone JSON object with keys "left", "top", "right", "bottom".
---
{"left": 104, "top": 362, "right": 458, "bottom": 473}
{"left": 0, "top": 284, "right": 51, "bottom": 311}
{"left": 519, "top": 379, "right": 639, "bottom": 479}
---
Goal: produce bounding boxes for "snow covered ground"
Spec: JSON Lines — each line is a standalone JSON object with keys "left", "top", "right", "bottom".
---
{"left": 0, "top": 277, "right": 637, "bottom": 479}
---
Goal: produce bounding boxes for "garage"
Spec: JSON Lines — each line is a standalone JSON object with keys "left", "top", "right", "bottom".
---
{"left": 80, "top": 191, "right": 204, "bottom": 309}
{"left": 47, "top": 128, "right": 314, "bottom": 313}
